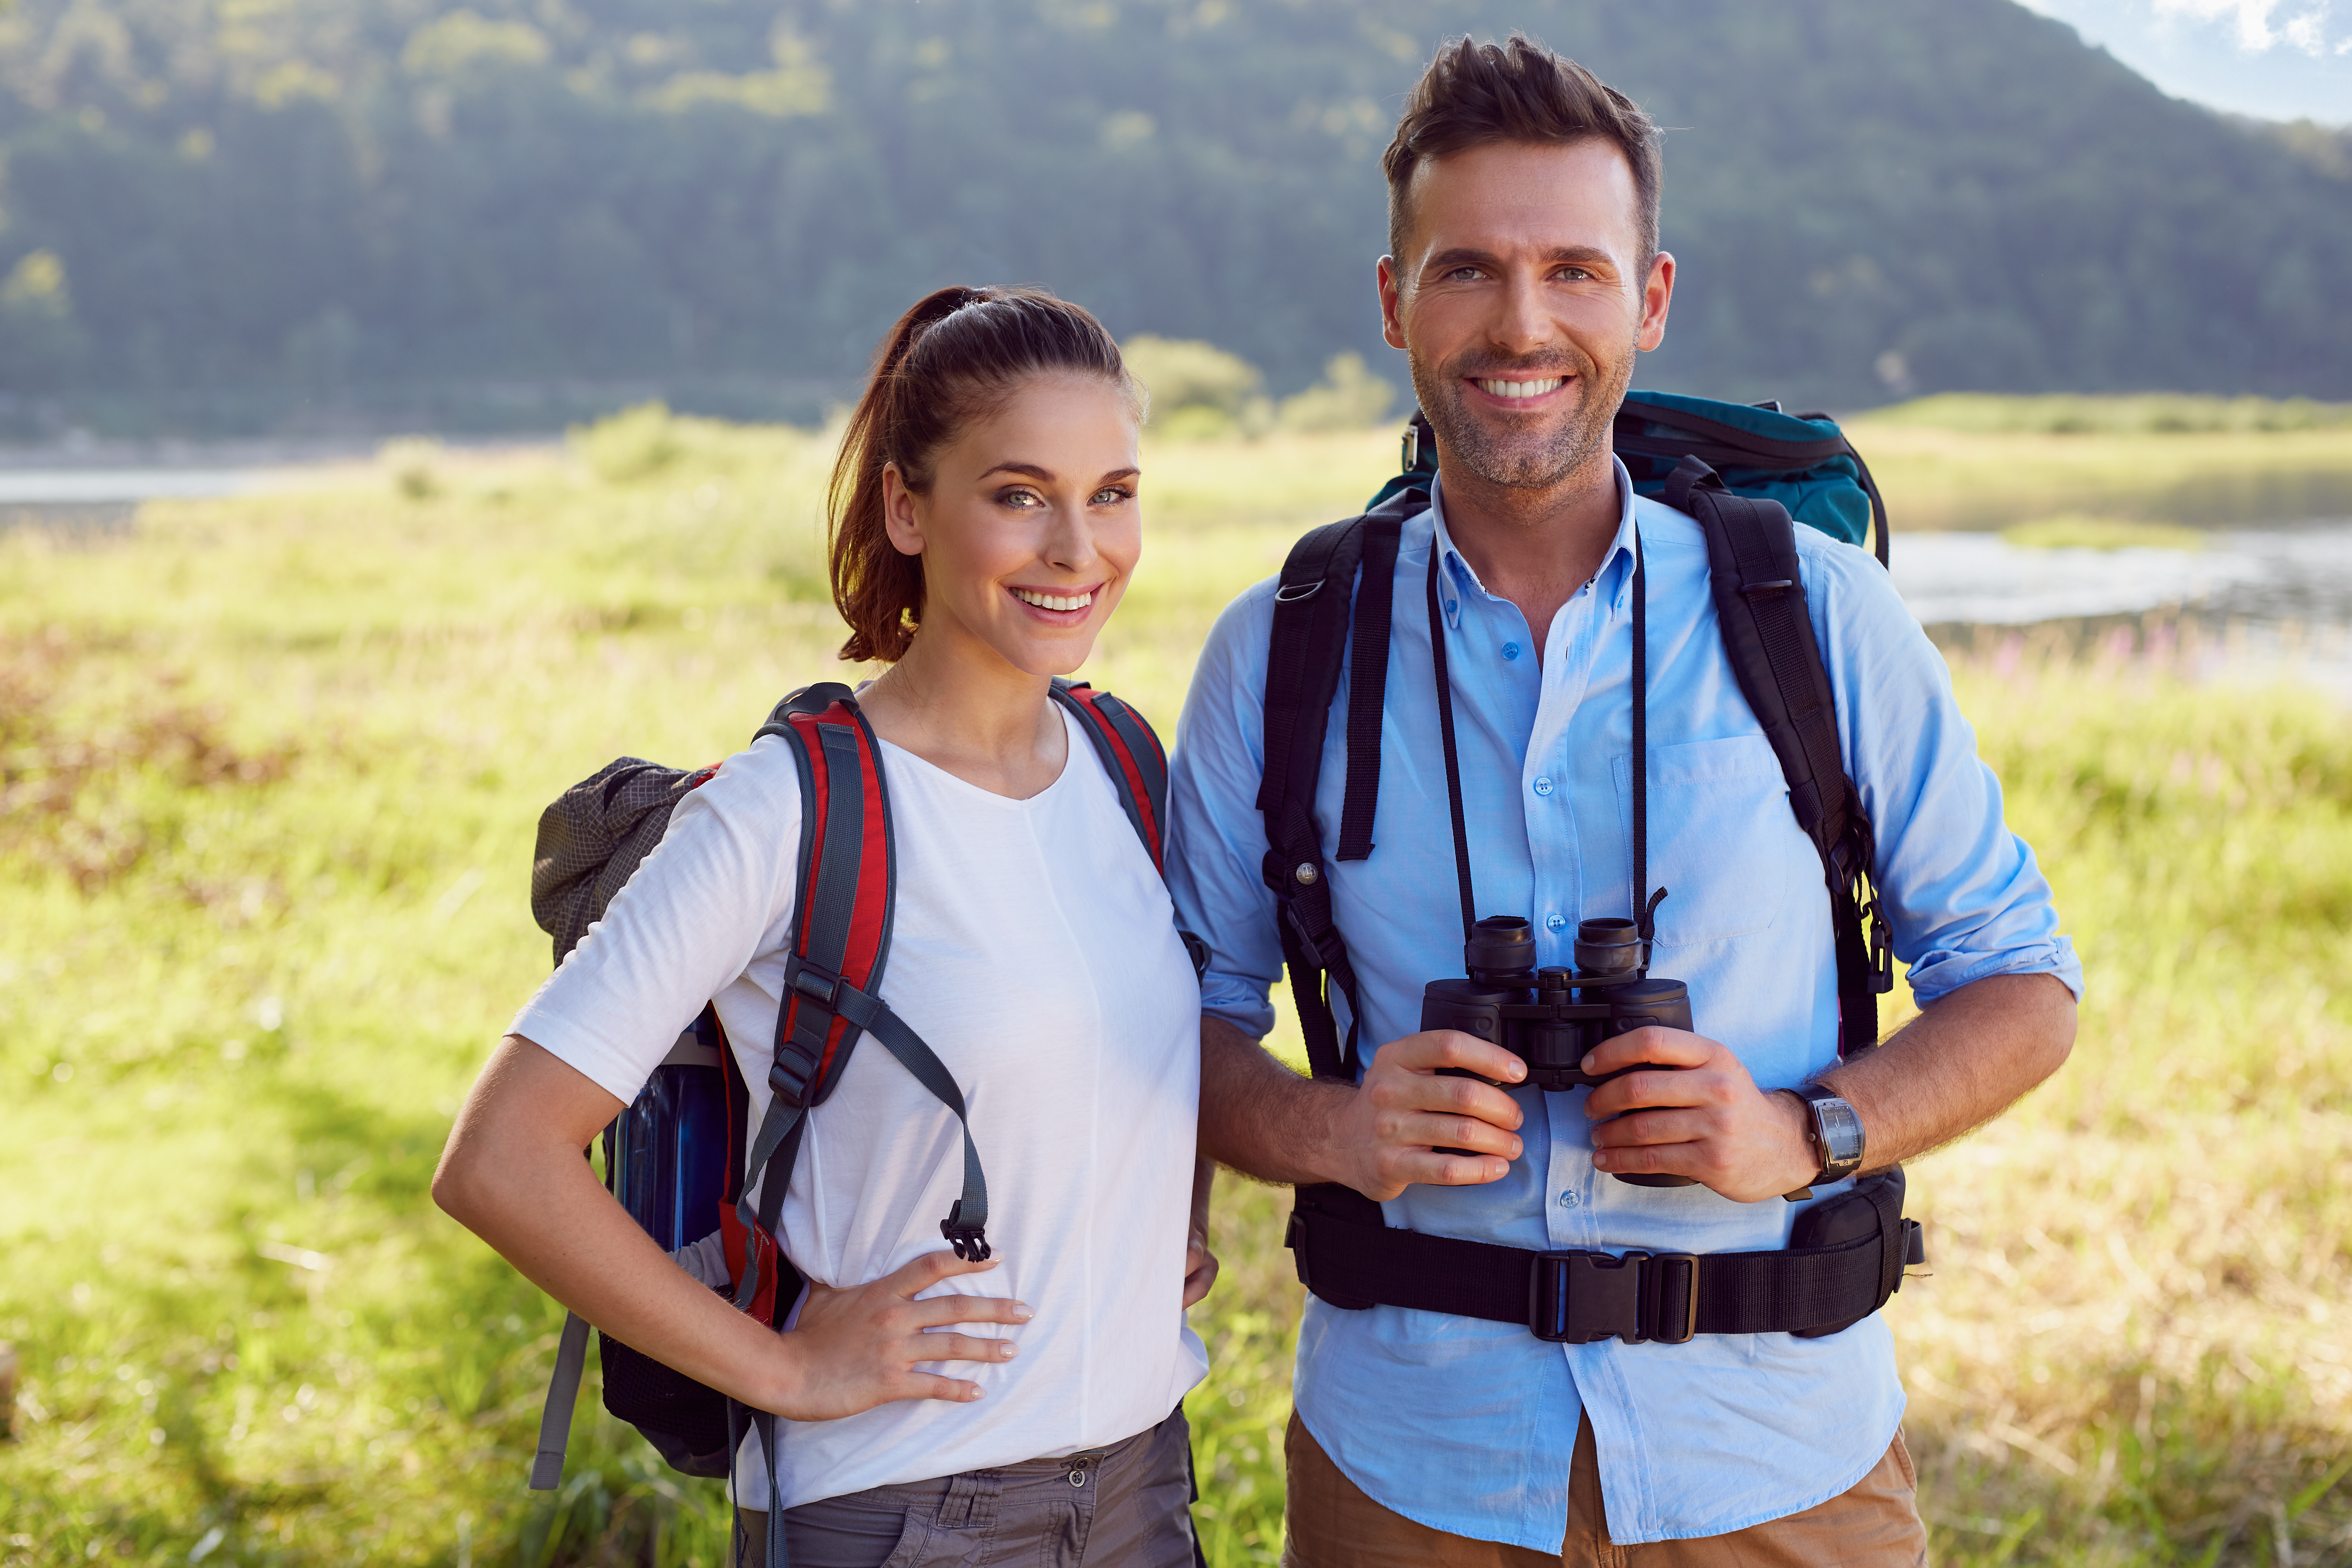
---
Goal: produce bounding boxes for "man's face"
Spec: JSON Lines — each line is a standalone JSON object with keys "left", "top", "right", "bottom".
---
{"left": 1379, "top": 138, "right": 1673, "bottom": 493}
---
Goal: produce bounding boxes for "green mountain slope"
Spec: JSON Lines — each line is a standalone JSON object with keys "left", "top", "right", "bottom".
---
{"left": 0, "top": 0, "right": 2344, "bottom": 428}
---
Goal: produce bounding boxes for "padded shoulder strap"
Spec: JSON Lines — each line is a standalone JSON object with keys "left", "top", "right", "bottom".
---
{"left": 1051, "top": 682, "right": 1169, "bottom": 869}
{"left": 768, "top": 690, "right": 897, "bottom": 1109}
{"left": 1260, "top": 515, "right": 1372, "bottom": 821}
{"left": 1256, "top": 483, "right": 1426, "bottom": 1082}
{"left": 1665, "top": 458, "right": 1893, "bottom": 1054}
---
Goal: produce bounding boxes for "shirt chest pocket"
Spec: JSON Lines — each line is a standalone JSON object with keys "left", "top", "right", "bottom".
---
{"left": 1611, "top": 735, "right": 1812, "bottom": 947}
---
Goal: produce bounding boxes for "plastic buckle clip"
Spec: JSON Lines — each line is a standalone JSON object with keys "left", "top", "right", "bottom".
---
{"left": 1866, "top": 898, "right": 1895, "bottom": 992}
{"left": 1528, "top": 1250, "right": 1643, "bottom": 1344}
{"left": 939, "top": 1200, "right": 991, "bottom": 1263}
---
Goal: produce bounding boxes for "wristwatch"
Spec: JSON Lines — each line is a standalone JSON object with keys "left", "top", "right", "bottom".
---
{"left": 1785, "top": 1084, "right": 1866, "bottom": 1185}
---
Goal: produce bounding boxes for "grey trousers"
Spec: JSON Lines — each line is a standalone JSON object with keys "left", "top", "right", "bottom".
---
{"left": 735, "top": 1408, "right": 1200, "bottom": 1568}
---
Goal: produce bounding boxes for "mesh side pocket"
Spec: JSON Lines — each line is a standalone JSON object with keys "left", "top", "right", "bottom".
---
{"left": 598, "top": 1332, "right": 734, "bottom": 1478}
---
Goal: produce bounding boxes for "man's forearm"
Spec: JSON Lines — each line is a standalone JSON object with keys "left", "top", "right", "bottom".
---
{"left": 1821, "top": 971, "right": 2076, "bottom": 1172}
{"left": 1198, "top": 1013, "right": 1354, "bottom": 1185}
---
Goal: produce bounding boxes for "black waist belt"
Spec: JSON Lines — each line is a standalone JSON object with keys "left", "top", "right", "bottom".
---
{"left": 1285, "top": 1169, "right": 1924, "bottom": 1345}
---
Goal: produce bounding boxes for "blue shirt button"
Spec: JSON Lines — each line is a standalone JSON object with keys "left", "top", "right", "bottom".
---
{"left": 1444, "top": 599, "right": 1459, "bottom": 617}
{"left": 1546, "top": 913, "right": 1567, "bottom": 932}
{"left": 1532, "top": 776, "right": 1554, "bottom": 797}
{"left": 1502, "top": 642, "right": 1521, "bottom": 661}
{"left": 1557, "top": 1189, "right": 1579, "bottom": 1208}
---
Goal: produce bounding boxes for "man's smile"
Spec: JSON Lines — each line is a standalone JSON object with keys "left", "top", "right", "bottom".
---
{"left": 1468, "top": 375, "right": 1572, "bottom": 407}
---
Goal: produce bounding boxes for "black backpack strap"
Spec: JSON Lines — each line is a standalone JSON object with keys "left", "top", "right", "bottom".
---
{"left": 1258, "top": 485, "right": 1425, "bottom": 1080}
{"left": 1334, "top": 513, "right": 1404, "bottom": 861}
{"left": 1664, "top": 458, "right": 1893, "bottom": 1056}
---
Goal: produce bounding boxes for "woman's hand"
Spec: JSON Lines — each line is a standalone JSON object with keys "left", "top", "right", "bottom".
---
{"left": 1181, "top": 1223, "right": 1219, "bottom": 1309}
{"left": 1181, "top": 1156, "right": 1219, "bottom": 1309}
{"left": 775, "top": 1250, "right": 1032, "bottom": 1421}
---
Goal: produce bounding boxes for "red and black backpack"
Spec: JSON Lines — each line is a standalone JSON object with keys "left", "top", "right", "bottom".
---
{"left": 520, "top": 678, "right": 1191, "bottom": 1532}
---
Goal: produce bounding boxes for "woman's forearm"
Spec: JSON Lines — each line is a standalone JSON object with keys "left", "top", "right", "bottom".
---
{"left": 433, "top": 1035, "right": 806, "bottom": 1413}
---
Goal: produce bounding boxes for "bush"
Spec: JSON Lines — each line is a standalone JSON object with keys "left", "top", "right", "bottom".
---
{"left": 1124, "top": 336, "right": 1270, "bottom": 438}
{"left": 1276, "top": 352, "right": 1397, "bottom": 433}
{"left": 377, "top": 438, "right": 445, "bottom": 501}
{"left": 569, "top": 402, "right": 687, "bottom": 483}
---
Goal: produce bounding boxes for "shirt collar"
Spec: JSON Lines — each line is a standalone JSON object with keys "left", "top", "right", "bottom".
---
{"left": 1423, "top": 457, "right": 1642, "bottom": 630}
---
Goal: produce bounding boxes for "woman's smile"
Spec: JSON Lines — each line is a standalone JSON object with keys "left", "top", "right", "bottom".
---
{"left": 1007, "top": 582, "right": 1102, "bottom": 621}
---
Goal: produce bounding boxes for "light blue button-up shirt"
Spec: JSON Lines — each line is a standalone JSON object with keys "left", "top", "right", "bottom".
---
{"left": 1165, "top": 461, "right": 2081, "bottom": 1547}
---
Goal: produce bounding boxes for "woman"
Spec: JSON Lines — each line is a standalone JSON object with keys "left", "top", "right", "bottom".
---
{"left": 434, "top": 286, "right": 1213, "bottom": 1567}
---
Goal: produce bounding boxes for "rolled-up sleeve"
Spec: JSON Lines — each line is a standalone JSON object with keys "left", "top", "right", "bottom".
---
{"left": 1165, "top": 579, "right": 1287, "bottom": 1041}
{"left": 1807, "top": 539, "right": 2083, "bottom": 1005}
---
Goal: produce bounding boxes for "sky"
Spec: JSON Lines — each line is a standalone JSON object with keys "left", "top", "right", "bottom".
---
{"left": 2018, "top": 0, "right": 2352, "bottom": 122}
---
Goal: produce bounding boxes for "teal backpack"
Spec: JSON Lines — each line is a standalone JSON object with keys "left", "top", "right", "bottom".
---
{"left": 1376, "top": 392, "right": 1889, "bottom": 564}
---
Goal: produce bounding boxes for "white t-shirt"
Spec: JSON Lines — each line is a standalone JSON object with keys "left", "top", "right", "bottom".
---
{"left": 511, "top": 704, "right": 1207, "bottom": 1510}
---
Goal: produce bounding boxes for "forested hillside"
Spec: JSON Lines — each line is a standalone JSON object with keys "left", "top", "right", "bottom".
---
{"left": 0, "top": 0, "right": 2345, "bottom": 434}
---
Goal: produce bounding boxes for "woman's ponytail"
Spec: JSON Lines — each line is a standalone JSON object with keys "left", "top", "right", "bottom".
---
{"left": 826, "top": 285, "right": 1136, "bottom": 664}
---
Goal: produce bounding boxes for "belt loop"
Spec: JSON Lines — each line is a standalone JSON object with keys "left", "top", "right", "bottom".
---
{"left": 1643, "top": 1253, "right": 1699, "bottom": 1345}
{"left": 934, "top": 1469, "right": 999, "bottom": 1532}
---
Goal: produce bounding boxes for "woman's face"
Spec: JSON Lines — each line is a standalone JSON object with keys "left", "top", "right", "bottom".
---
{"left": 884, "top": 373, "right": 1142, "bottom": 679}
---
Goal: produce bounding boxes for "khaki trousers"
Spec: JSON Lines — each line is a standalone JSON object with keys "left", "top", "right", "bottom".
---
{"left": 1281, "top": 1411, "right": 1927, "bottom": 1568}
{"left": 734, "top": 1409, "right": 1199, "bottom": 1568}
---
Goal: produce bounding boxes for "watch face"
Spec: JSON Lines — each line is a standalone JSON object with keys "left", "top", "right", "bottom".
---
{"left": 1816, "top": 1097, "right": 1866, "bottom": 1169}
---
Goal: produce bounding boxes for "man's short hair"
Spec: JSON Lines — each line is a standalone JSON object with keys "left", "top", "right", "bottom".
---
{"left": 1383, "top": 35, "right": 1663, "bottom": 276}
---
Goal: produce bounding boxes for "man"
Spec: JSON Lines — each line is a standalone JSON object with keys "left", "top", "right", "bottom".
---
{"left": 1165, "top": 35, "right": 2081, "bottom": 1566}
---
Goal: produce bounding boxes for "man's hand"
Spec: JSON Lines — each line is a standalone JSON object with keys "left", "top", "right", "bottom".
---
{"left": 1333, "top": 1030, "right": 1529, "bottom": 1201}
{"left": 1579, "top": 1028, "right": 1817, "bottom": 1203}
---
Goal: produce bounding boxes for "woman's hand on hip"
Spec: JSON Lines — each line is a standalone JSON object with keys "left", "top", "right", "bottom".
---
{"left": 1181, "top": 1223, "right": 1219, "bottom": 1309}
{"left": 774, "top": 1251, "right": 1030, "bottom": 1420}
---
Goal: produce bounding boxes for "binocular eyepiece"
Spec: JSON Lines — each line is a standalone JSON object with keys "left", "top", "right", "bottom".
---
{"left": 1423, "top": 913, "right": 1696, "bottom": 1189}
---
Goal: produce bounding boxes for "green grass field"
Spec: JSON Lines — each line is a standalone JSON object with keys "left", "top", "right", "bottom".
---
{"left": 2, "top": 411, "right": 2348, "bottom": 1566}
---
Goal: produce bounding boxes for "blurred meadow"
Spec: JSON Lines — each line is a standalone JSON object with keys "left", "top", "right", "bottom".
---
{"left": 2, "top": 404, "right": 2349, "bottom": 1566}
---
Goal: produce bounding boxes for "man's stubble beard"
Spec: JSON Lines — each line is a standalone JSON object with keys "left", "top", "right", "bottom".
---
{"left": 1406, "top": 330, "right": 1638, "bottom": 494}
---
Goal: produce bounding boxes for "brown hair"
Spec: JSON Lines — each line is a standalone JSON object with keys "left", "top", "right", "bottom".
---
{"left": 827, "top": 285, "right": 1138, "bottom": 663}
{"left": 1383, "top": 35, "right": 1663, "bottom": 276}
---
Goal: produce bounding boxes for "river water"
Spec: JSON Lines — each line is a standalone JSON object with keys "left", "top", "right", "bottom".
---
{"left": 1893, "top": 519, "right": 2352, "bottom": 696}
{"left": 9, "top": 467, "right": 2351, "bottom": 693}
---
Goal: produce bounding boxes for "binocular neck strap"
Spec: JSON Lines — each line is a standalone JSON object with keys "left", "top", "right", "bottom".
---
{"left": 1631, "top": 532, "right": 1654, "bottom": 941}
{"left": 1425, "top": 547, "right": 1477, "bottom": 943}
{"left": 1424, "top": 526, "right": 1654, "bottom": 941}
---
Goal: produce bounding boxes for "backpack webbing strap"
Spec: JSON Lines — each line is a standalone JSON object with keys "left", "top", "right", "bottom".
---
{"left": 1665, "top": 458, "right": 1893, "bottom": 1055}
{"left": 528, "top": 1311, "right": 593, "bottom": 1490}
{"left": 725, "top": 1398, "right": 792, "bottom": 1568}
{"left": 1286, "top": 1171, "right": 1920, "bottom": 1342}
{"left": 824, "top": 978, "right": 989, "bottom": 1254}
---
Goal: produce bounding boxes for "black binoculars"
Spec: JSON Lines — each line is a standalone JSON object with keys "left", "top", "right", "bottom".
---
{"left": 1421, "top": 914, "right": 1696, "bottom": 1188}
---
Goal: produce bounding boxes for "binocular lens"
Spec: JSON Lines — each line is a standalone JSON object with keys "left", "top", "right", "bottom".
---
{"left": 1464, "top": 915, "right": 1537, "bottom": 980}
{"left": 1573, "top": 917, "right": 1642, "bottom": 976}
